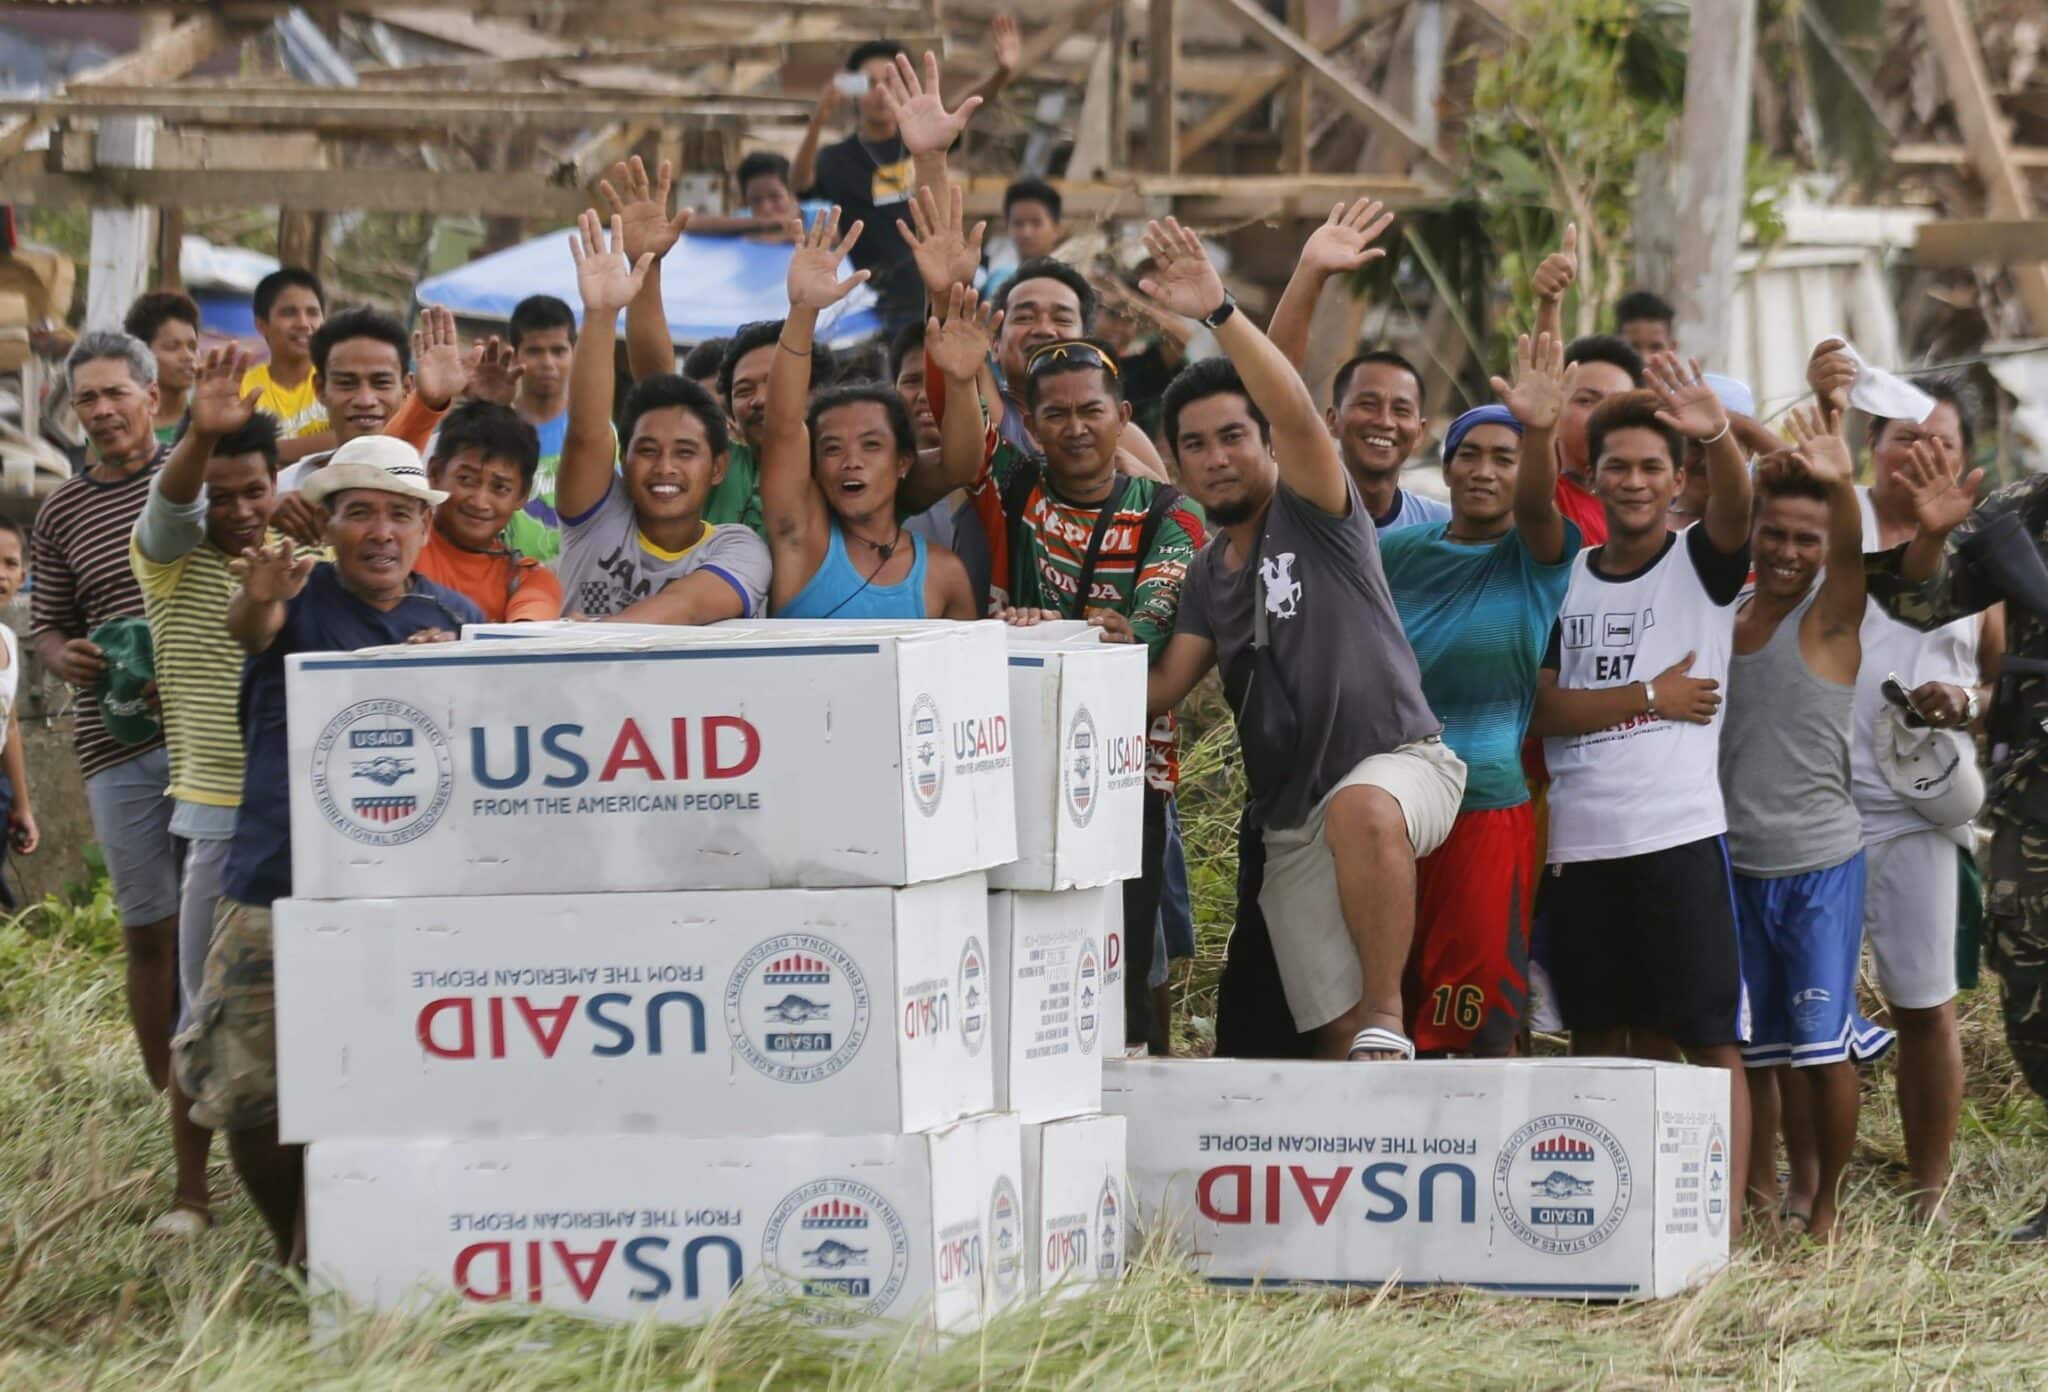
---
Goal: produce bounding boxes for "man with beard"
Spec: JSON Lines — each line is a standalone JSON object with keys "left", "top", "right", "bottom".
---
{"left": 760, "top": 212, "right": 977, "bottom": 620}
{"left": 556, "top": 212, "right": 771, "bottom": 623}
{"left": 33, "top": 331, "right": 207, "bottom": 1235}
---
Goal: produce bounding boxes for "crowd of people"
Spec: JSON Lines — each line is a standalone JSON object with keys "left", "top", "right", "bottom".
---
{"left": 11, "top": 36, "right": 2046, "bottom": 1269}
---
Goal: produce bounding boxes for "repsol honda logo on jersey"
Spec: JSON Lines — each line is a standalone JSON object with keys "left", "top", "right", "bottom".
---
{"left": 1074, "top": 942, "right": 1102, "bottom": 1055}
{"left": 906, "top": 693, "right": 944, "bottom": 816}
{"left": 312, "top": 699, "right": 452, "bottom": 846}
{"left": 1493, "top": 1114, "right": 1633, "bottom": 1255}
{"left": 1064, "top": 706, "right": 1100, "bottom": 826}
{"left": 723, "top": 935, "right": 871, "bottom": 1083}
{"left": 957, "top": 935, "right": 988, "bottom": 1057}
{"left": 763, "top": 1178, "right": 910, "bottom": 1326}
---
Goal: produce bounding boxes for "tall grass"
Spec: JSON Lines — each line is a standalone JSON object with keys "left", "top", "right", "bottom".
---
{"left": 4, "top": 792, "right": 2047, "bottom": 1388}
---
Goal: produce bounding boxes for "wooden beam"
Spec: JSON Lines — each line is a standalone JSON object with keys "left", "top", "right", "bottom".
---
{"left": 1918, "top": 0, "right": 2048, "bottom": 331}
{"left": 0, "top": 88, "right": 806, "bottom": 134}
{"left": 0, "top": 14, "right": 229, "bottom": 162}
{"left": 6, "top": 169, "right": 595, "bottom": 220}
{"left": 1915, "top": 219, "right": 2048, "bottom": 268}
{"left": 1196, "top": 0, "right": 1449, "bottom": 183}
{"left": 954, "top": 171, "right": 1431, "bottom": 221}
{"left": 1146, "top": 0, "right": 1178, "bottom": 174}
{"left": 1281, "top": 0, "right": 1311, "bottom": 173}
{"left": 1173, "top": 8, "right": 1383, "bottom": 168}
{"left": 1893, "top": 141, "right": 2048, "bottom": 170}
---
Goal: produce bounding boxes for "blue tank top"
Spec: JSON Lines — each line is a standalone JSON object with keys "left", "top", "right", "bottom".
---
{"left": 777, "top": 523, "right": 930, "bottom": 620}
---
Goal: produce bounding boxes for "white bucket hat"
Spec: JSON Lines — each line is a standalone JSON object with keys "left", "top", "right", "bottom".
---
{"left": 300, "top": 435, "right": 448, "bottom": 508}
{"left": 1873, "top": 706, "right": 1984, "bottom": 829}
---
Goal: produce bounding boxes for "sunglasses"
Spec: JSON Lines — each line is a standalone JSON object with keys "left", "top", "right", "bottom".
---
{"left": 1025, "top": 340, "right": 1121, "bottom": 381}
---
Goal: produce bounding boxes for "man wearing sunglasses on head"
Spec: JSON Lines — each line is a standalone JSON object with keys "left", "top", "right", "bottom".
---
{"left": 936, "top": 325, "right": 1206, "bottom": 1056}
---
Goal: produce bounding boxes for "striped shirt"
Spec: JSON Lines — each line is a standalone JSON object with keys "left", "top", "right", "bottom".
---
{"left": 129, "top": 475, "right": 263, "bottom": 808}
{"left": 30, "top": 449, "right": 168, "bottom": 778}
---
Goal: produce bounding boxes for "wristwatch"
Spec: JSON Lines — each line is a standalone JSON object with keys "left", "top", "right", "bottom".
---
{"left": 1201, "top": 291, "right": 1238, "bottom": 329}
{"left": 1965, "top": 688, "right": 1981, "bottom": 723}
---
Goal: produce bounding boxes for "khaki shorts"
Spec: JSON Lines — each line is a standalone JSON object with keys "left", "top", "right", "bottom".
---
{"left": 1259, "top": 737, "right": 1466, "bottom": 1032}
{"left": 172, "top": 897, "right": 278, "bottom": 1133}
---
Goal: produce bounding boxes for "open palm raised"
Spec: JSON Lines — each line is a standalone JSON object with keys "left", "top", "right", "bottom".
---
{"left": 786, "top": 207, "right": 869, "bottom": 310}
{"left": 925, "top": 283, "right": 1003, "bottom": 381}
{"left": 1644, "top": 351, "right": 1728, "bottom": 442}
{"left": 568, "top": 209, "right": 653, "bottom": 319}
{"left": 882, "top": 51, "right": 983, "bottom": 157}
{"left": 1138, "top": 218, "right": 1227, "bottom": 321}
{"left": 188, "top": 346, "right": 259, "bottom": 437}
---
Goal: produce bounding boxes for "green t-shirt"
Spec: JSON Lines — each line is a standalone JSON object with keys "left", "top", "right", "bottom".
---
{"left": 703, "top": 440, "right": 766, "bottom": 538}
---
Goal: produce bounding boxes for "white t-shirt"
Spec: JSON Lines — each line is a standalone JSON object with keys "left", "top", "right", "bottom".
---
{"left": 1543, "top": 524, "right": 1751, "bottom": 863}
{"left": 0, "top": 625, "right": 17, "bottom": 755}
{"left": 556, "top": 479, "right": 771, "bottom": 620}
{"left": 1854, "top": 487, "right": 1981, "bottom": 845}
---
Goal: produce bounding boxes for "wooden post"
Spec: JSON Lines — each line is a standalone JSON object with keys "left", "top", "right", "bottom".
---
{"left": 1147, "top": 0, "right": 1179, "bottom": 173}
{"left": 155, "top": 205, "right": 185, "bottom": 290}
{"left": 1107, "top": 1, "right": 1132, "bottom": 173}
{"left": 1666, "top": 0, "right": 1756, "bottom": 367}
{"left": 83, "top": 117, "right": 156, "bottom": 331}
{"left": 1281, "top": 0, "right": 1311, "bottom": 172}
{"left": 276, "top": 211, "right": 329, "bottom": 275}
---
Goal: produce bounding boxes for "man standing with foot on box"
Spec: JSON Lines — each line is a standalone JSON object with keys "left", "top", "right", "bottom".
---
{"left": 1139, "top": 218, "right": 1465, "bottom": 1062}
{"left": 174, "top": 437, "right": 481, "bottom": 1263}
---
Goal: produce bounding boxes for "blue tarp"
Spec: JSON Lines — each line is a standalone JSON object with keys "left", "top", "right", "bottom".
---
{"left": 415, "top": 221, "right": 881, "bottom": 348}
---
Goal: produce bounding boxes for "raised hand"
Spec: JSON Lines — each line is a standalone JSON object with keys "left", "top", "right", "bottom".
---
{"left": 992, "top": 13, "right": 1022, "bottom": 72}
{"left": 1784, "top": 404, "right": 1853, "bottom": 488}
{"left": 1895, "top": 437, "right": 1983, "bottom": 539}
{"left": 187, "top": 345, "right": 259, "bottom": 437}
{"left": 1806, "top": 337, "right": 1856, "bottom": 416}
{"left": 786, "top": 206, "right": 869, "bottom": 310}
{"left": 882, "top": 51, "right": 984, "bottom": 157}
{"left": 1644, "top": 351, "right": 1729, "bottom": 443}
{"left": 569, "top": 209, "right": 654, "bottom": 319}
{"left": 233, "top": 538, "right": 317, "bottom": 604}
{"left": 599, "top": 156, "right": 693, "bottom": 264}
{"left": 925, "top": 283, "right": 1003, "bottom": 383}
{"left": 900, "top": 183, "right": 986, "bottom": 299}
{"left": 413, "top": 305, "right": 467, "bottom": 410}
{"left": 1532, "top": 223, "right": 1578, "bottom": 303}
{"left": 1297, "top": 198, "right": 1395, "bottom": 279}
{"left": 1138, "top": 218, "right": 1227, "bottom": 322}
{"left": 1490, "top": 332, "right": 1573, "bottom": 432}
{"left": 1650, "top": 651, "right": 1721, "bottom": 725}
{"left": 269, "top": 494, "right": 327, "bottom": 548}
{"left": 463, "top": 335, "right": 522, "bottom": 406}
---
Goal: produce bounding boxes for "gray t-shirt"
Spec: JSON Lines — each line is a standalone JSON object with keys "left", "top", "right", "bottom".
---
{"left": 1176, "top": 477, "right": 1440, "bottom": 832}
{"left": 557, "top": 479, "right": 771, "bottom": 619}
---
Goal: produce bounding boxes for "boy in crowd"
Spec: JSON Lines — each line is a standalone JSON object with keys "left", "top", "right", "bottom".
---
{"left": 1616, "top": 289, "right": 1679, "bottom": 360}
{"left": 558, "top": 211, "right": 770, "bottom": 622}
{"left": 984, "top": 178, "right": 1064, "bottom": 301}
{"left": 499, "top": 294, "right": 578, "bottom": 561}
{"left": 1530, "top": 357, "right": 1755, "bottom": 1239}
{"left": 684, "top": 152, "right": 802, "bottom": 240}
{"left": 415, "top": 401, "right": 563, "bottom": 622}
{"left": 762, "top": 214, "right": 978, "bottom": 620}
{"left": 124, "top": 290, "right": 200, "bottom": 445}
{"left": 1141, "top": 218, "right": 1462, "bottom": 1063}
{"left": 1719, "top": 409, "right": 1873, "bottom": 1241}
{"left": 128, "top": 345, "right": 284, "bottom": 1235}
{"left": 242, "top": 268, "right": 332, "bottom": 464}
{"left": 176, "top": 435, "right": 483, "bottom": 1264}
{"left": 683, "top": 337, "right": 728, "bottom": 403}
{"left": 1379, "top": 335, "right": 1581, "bottom": 1056}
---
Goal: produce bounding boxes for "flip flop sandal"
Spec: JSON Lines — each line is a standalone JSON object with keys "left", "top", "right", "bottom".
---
{"left": 1347, "top": 1026, "right": 1416, "bottom": 1061}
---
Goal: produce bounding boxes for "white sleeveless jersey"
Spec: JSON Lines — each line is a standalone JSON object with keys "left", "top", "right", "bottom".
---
{"left": 1544, "top": 526, "right": 1743, "bottom": 862}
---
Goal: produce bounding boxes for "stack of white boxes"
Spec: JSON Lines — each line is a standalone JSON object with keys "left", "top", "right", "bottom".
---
{"left": 276, "top": 618, "right": 1138, "bottom": 1333}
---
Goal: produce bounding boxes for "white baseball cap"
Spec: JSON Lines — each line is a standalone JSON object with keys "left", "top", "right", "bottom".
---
{"left": 1873, "top": 707, "right": 1984, "bottom": 829}
{"left": 300, "top": 435, "right": 448, "bottom": 508}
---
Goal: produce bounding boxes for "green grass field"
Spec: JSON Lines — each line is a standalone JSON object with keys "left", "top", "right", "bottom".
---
{"left": 4, "top": 721, "right": 2046, "bottom": 1389}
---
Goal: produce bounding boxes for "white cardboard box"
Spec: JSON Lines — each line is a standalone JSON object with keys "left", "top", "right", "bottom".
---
{"left": 989, "top": 627, "right": 1147, "bottom": 892}
{"left": 306, "top": 1113, "right": 1025, "bottom": 1334}
{"left": 1105, "top": 1057, "right": 1730, "bottom": 1300}
{"left": 274, "top": 876, "right": 995, "bottom": 1143}
{"left": 1022, "top": 1114, "right": 1128, "bottom": 1297}
{"left": 285, "top": 622, "right": 1015, "bottom": 897}
{"left": 987, "top": 887, "right": 1115, "bottom": 1123}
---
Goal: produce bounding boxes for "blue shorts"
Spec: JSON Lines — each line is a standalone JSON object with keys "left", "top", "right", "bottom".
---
{"left": 1735, "top": 853, "right": 1870, "bottom": 1068}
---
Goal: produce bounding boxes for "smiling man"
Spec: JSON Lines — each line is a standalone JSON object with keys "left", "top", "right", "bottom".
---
{"left": 414, "top": 401, "right": 562, "bottom": 622}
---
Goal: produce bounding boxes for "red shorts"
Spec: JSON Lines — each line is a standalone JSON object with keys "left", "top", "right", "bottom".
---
{"left": 1405, "top": 802, "right": 1535, "bottom": 1055}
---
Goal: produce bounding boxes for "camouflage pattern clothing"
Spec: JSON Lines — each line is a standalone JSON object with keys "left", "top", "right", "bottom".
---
{"left": 1867, "top": 472, "right": 2048, "bottom": 1103}
{"left": 170, "top": 898, "right": 279, "bottom": 1132}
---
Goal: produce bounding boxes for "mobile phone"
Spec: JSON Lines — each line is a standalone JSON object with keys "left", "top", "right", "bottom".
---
{"left": 1880, "top": 672, "right": 1931, "bottom": 728}
{"left": 833, "top": 72, "right": 870, "bottom": 97}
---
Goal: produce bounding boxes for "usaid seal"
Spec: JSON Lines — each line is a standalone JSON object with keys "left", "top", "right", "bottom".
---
{"left": 1063, "top": 705, "right": 1100, "bottom": 827}
{"left": 1096, "top": 1177, "right": 1125, "bottom": 1277}
{"left": 906, "top": 693, "right": 945, "bottom": 817}
{"left": 310, "top": 699, "right": 452, "bottom": 846}
{"left": 1703, "top": 1122, "right": 1730, "bottom": 1237}
{"left": 1492, "top": 1113, "right": 1633, "bottom": 1256}
{"left": 1074, "top": 941, "right": 1102, "bottom": 1055}
{"left": 957, "top": 935, "right": 988, "bottom": 1057}
{"left": 989, "top": 1176, "right": 1024, "bottom": 1300}
{"left": 763, "top": 1177, "right": 910, "bottom": 1326}
{"left": 724, "top": 934, "right": 871, "bottom": 1083}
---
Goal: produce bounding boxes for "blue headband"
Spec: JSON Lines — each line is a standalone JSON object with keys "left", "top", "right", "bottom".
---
{"left": 1442, "top": 404, "right": 1523, "bottom": 462}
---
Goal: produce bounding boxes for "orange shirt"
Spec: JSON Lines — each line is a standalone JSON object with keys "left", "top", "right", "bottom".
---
{"left": 413, "top": 527, "right": 563, "bottom": 623}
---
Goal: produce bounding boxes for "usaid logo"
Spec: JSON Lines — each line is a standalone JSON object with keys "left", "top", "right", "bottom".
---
{"left": 311, "top": 699, "right": 452, "bottom": 846}
{"left": 762, "top": 1178, "right": 910, "bottom": 1326}
{"left": 1096, "top": 1178, "right": 1124, "bottom": 1278}
{"left": 989, "top": 1176, "right": 1023, "bottom": 1300}
{"left": 1492, "top": 1114, "right": 1633, "bottom": 1256}
{"left": 724, "top": 934, "right": 871, "bottom": 1083}
{"left": 1064, "top": 706, "right": 1100, "bottom": 827}
{"left": 957, "top": 935, "right": 988, "bottom": 1057}
{"left": 1704, "top": 1123, "right": 1729, "bottom": 1237}
{"left": 1074, "top": 942, "right": 1102, "bottom": 1055}
{"left": 906, "top": 693, "right": 944, "bottom": 817}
